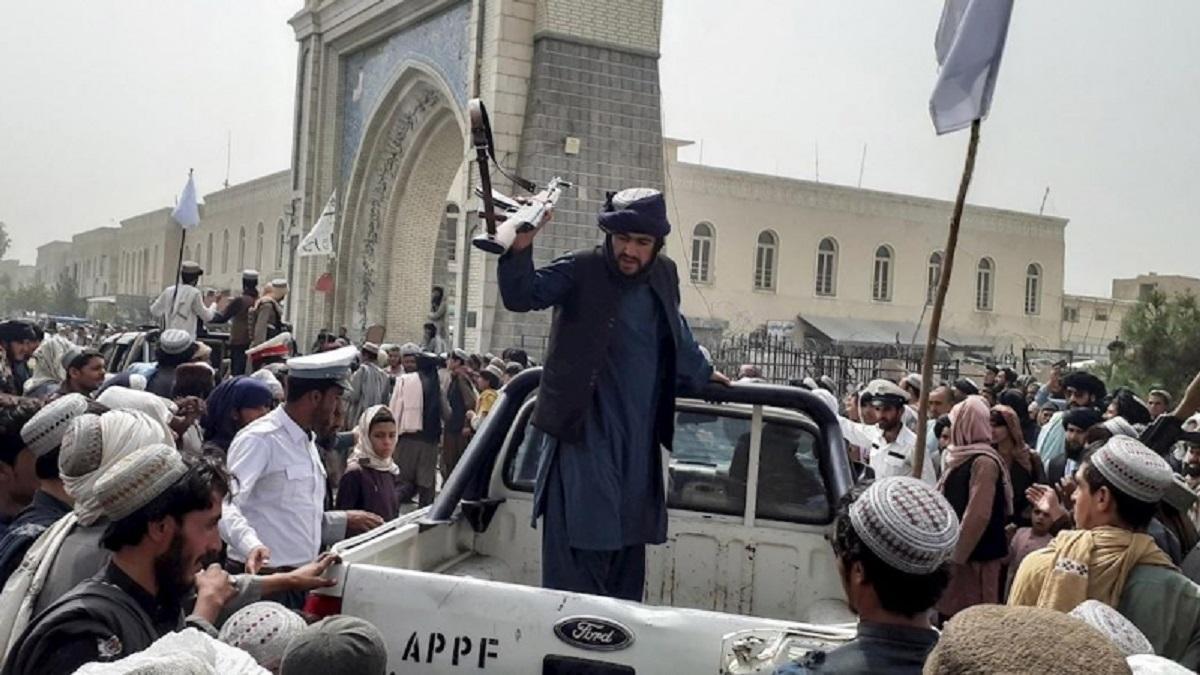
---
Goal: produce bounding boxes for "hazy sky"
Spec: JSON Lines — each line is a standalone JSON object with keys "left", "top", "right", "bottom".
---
{"left": 2, "top": 1, "right": 1197, "bottom": 296}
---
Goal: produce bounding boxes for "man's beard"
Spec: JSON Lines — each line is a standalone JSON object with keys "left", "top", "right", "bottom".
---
{"left": 153, "top": 531, "right": 192, "bottom": 602}
{"left": 1065, "top": 442, "right": 1084, "bottom": 461}
{"left": 1185, "top": 463, "right": 1200, "bottom": 478}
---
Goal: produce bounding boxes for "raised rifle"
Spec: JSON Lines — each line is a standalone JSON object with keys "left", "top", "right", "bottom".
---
{"left": 468, "top": 98, "right": 571, "bottom": 255}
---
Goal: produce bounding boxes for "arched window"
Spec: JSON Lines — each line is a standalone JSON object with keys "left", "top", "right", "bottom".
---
{"left": 815, "top": 237, "right": 837, "bottom": 297}
{"left": 753, "top": 230, "right": 778, "bottom": 291}
{"left": 976, "top": 257, "right": 994, "bottom": 311}
{"left": 221, "top": 230, "right": 230, "bottom": 274}
{"left": 926, "top": 251, "right": 943, "bottom": 305}
{"left": 256, "top": 222, "right": 265, "bottom": 270}
{"left": 238, "top": 226, "right": 247, "bottom": 270}
{"left": 206, "top": 233, "right": 214, "bottom": 272}
{"left": 872, "top": 245, "right": 894, "bottom": 302}
{"left": 690, "top": 222, "right": 714, "bottom": 283}
{"left": 1025, "top": 263, "right": 1042, "bottom": 315}
{"left": 442, "top": 203, "right": 460, "bottom": 263}
{"left": 276, "top": 220, "right": 286, "bottom": 270}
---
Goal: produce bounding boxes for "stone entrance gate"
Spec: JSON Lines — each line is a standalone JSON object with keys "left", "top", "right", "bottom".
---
{"left": 288, "top": 0, "right": 667, "bottom": 354}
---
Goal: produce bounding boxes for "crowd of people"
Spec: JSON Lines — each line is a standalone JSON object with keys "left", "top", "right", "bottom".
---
{"left": 770, "top": 360, "right": 1200, "bottom": 672}
{"left": 0, "top": 275, "right": 538, "bottom": 674}
{"left": 0, "top": 183, "right": 1196, "bottom": 674}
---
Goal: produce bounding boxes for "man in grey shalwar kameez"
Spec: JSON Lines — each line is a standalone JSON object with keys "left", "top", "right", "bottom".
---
{"left": 498, "top": 188, "right": 728, "bottom": 601}
{"left": 345, "top": 343, "right": 390, "bottom": 427}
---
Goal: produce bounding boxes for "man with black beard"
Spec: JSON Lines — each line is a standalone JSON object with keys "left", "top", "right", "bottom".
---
{"left": 1045, "top": 406, "right": 1102, "bottom": 487}
{"left": 4, "top": 446, "right": 237, "bottom": 675}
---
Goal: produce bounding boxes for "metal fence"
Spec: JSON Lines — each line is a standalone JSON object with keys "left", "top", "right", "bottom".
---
{"left": 710, "top": 334, "right": 960, "bottom": 395}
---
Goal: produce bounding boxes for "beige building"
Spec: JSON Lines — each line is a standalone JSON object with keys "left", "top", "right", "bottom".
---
{"left": 0, "top": 260, "right": 36, "bottom": 289}
{"left": 663, "top": 141, "right": 1068, "bottom": 355}
{"left": 1113, "top": 273, "right": 1200, "bottom": 302}
{"left": 184, "top": 171, "right": 291, "bottom": 294}
{"left": 32, "top": 171, "right": 291, "bottom": 326}
{"left": 1060, "top": 294, "right": 1135, "bottom": 362}
{"left": 35, "top": 241, "right": 73, "bottom": 287}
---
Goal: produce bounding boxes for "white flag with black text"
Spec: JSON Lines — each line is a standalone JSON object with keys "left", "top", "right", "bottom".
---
{"left": 298, "top": 192, "right": 337, "bottom": 257}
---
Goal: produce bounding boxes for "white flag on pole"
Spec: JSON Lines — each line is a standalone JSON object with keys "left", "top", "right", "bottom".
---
{"left": 298, "top": 192, "right": 337, "bottom": 257}
{"left": 171, "top": 172, "right": 201, "bottom": 230}
{"left": 929, "top": 0, "right": 1014, "bottom": 135}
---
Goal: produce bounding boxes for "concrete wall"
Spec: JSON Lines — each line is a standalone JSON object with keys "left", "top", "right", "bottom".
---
{"left": 1061, "top": 294, "right": 1135, "bottom": 361}
{"left": 35, "top": 241, "right": 72, "bottom": 287}
{"left": 664, "top": 147, "right": 1068, "bottom": 353}
{"left": 1112, "top": 273, "right": 1200, "bottom": 302}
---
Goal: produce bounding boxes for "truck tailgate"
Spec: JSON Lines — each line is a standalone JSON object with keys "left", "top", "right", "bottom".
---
{"left": 340, "top": 563, "right": 853, "bottom": 674}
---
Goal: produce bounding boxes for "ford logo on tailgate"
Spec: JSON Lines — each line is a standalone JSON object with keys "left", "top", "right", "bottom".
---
{"left": 553, "top": 616, "right": 635, "bottom": 652}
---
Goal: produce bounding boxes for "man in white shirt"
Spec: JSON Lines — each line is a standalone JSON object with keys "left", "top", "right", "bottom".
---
{"left": 149, "top": 261, "right": 215, "bottom": 338}
{"left": 839, "top": 379, "right": 937, "bottom": 485}
{"left": 220, "top": 345, "right": 382, "bottom": 608}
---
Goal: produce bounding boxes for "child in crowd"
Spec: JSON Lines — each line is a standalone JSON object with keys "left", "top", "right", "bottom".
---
{"left": 466, "top": 364, "right": 503, "bottom": 434}
{"left": 336, "top": 405, "right": 401, "bottom": 521}
{"left": 1004, "top": 503, "right": 1054, "bottom": 599}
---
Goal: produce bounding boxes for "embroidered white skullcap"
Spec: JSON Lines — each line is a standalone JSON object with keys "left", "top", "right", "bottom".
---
{"left": 219, "top": 601, "right": 306, "bottom": 670}
{"left": 94, "top": 443, "right": 187, "bottom": 521}
{"left": 21, "top": 393, "right": 90, "bottom": 457}
{"left": 399, "top": 342, "right": 421, "bottom": 356}
{"left": 1127, "top": 654, "right": 1193, "bottom": 674}
{"left": 849, "top": 476, "right": 960, "bottom": 574}
{"left": 159, "top": 329, "right": 195, "bottom": 356}
{"left": 1069, "top": 599, "right": 1153, "bottom": 656}
{"left": 58, "top": 413, "right": 104, "bottom": 479}
{"left": 1091, "top": 435, "right": 1174, "bottom": 503}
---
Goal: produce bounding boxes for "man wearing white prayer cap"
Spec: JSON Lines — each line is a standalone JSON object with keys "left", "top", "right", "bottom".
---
{"left": 1010, "top": 435, "right": 1200, "bottom": 667}
{"left": 778, "top": 477, "right": 959, "bottom": 673}
{"left": 220, "top": 346, "right": 382, "bottom": 609}
{"left": 149, "top": 261, "right": 214, "bottom": 339}
{"left": 4, "top": 446, "right": 237, "bottom": 675}
{"left": 0, "top": 394, "right": 98, "bottom": 587}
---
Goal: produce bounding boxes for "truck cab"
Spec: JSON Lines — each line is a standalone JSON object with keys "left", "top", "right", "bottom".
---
{"left": 313, "top": 369, "right": 858, "bottom": 674}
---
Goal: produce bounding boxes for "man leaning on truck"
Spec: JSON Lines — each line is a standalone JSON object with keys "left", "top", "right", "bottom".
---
{"left": 497, "top": 187, "right": 729, "bottom": 601}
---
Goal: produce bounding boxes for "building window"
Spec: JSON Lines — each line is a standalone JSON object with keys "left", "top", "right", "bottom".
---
{"left": 1025, "top": 263, "right": 1042, "bottom": 315}
{"left": 238, "top": 226, "right": 246, "bottom": 270}
{"left": 276, "top": 220, "right": 286, "bottom": 270}
{"left": 873, "top": 245, "right": 894, "bottom": 302}
{"left": 1063, "top": 306, "right": 1079, "bottom": 322}
{"left": 442, "top": 203, "right": 460, "bottom": 264}
{"left": 691, "top": 222, "right": 714, "bottom": 283}
{"left": 815, "top": 237, "right": 837, "bottom": 297}
{"left": 753, "top": 230, "right": 778, "bottom": 291}
{"left": 926, "top": 251, "right": 942, "bottom": 305}
{"left": 1139, "top": 283, "right": 1156, "bottom": 301}
{"left": 256, "top": 222, "right": 265, "bottom": 270}
{"left": 222, "top": 231, "right": 230, "bottom": 274}
{"left": 206, "top": 233, "right": 214, "bottom": 272}
{"left": 976, "top": 257, "right": 994, "bottom": 310}
{"left": 1095, "top": 310, "right": 1109, "bottom": 322}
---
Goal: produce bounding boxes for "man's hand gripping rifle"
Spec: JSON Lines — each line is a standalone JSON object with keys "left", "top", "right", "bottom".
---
{"left": 468, "top": 98, "right": 570, "bottom": 255}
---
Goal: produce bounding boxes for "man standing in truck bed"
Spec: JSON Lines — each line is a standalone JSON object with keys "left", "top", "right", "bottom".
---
{"left": 497, "top": 188, "right": 728, "bottom": 601}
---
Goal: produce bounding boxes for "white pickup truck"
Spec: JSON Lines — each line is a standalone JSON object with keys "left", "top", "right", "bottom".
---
{"left": 307, "top": 369, "right": 858, "bottom": 674}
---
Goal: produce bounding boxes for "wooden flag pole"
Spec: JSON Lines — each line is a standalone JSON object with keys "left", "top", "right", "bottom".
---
{"left": 912, "top": 119, "right": 981, "bottom": 480}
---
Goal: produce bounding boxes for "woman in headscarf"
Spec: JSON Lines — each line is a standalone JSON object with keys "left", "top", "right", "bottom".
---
{"left": 998, "top": 388, "right": 1040, "bottom": 448}
{"left": 336, "top": 405, "right": 399, "bottom": 522}
{"left": 200, "top": 376, "right": 274, "bottom": 460}
{"left": 936, "top": 395, "right": 1013, "bottom": 619}
{"left": 991, "top": 403, "right": 1045, "bottom": 528}
{"left": 22, "top": 336, "right": 73, "bottom": 399}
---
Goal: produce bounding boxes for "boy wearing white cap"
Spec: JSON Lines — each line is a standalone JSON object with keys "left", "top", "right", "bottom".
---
{"left": 1009, "top": 436, "right": 1200, "bottom": 667}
